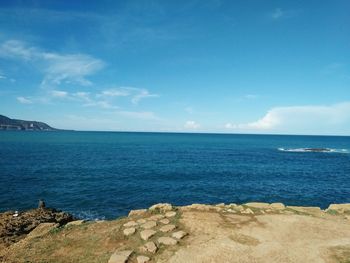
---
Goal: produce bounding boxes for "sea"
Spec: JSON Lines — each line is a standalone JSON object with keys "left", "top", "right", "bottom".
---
{"left": 0, "top": 131, "right": 349, "bottom": 220}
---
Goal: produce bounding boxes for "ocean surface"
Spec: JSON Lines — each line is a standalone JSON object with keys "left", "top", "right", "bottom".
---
{"left": 0, "top": 131, "right": 349, "bottom": 220}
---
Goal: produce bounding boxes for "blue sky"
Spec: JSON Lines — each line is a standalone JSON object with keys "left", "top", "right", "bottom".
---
{"left": 0, "top": 0, "right": 349, "bottom": 135}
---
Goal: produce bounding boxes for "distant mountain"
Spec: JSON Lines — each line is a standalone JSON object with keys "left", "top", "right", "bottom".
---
{"left": 0, "top": 115, "right": 57, "bottom": 131}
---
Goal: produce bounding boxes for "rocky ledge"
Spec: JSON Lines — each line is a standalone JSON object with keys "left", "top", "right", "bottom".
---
{"left": 1, "top": 202, "right": 350, "bottom": 263}
{"left": 0, "top": 207, "right": 74, "bottom": 248}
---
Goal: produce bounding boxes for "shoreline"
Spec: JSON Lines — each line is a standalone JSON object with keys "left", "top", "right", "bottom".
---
{"left": 1, "top": 202, "right": 350, "bottom": 262}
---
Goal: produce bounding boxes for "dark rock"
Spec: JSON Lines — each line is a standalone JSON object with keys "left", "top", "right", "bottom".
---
{"left": 0, "top": 207, "right": 74, "bottom": 247}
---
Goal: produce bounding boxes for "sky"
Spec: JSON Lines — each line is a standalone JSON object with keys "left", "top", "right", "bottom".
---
{"left": 0, "top": 0, "right": 349, "bottom": 135}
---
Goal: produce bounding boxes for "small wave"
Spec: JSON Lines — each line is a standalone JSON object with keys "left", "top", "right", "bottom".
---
{"left": 278, "top": 147, "right": 349, "bottom": 153}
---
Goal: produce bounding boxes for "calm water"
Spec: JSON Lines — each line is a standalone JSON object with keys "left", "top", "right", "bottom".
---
{"left": 0, "top": 131, "right": 349, "bottom": 220}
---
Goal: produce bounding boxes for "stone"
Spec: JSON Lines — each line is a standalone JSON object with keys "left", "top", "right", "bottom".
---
{"left": 140, "top": 229, "right": 157, "bottom": 241}
{"left": 149, "top": 214, "right": 165, "bottom": 221}
{"left": 140, "top": 241, "right": 158, "bottom": 254}
{"left": 137, "top": 219, "right": 147, "bottom": 224}
{"left": 66, "top": 220, "right": 85, "bottom": 227}
{"left": 108, "top": 250, "right": 133, "bottom": 263}
{"left": 245, "top": 202, "right": 270, "bottom": 209}
{"left": 123, "top": 227, "right": 136, "bottom": 236}
{"left": 165, "top": 211, "right": 177, "bottom": 218}
{"left": 215, "top": 203, "right": 225, "bottom": 208}
{"left": 123, "top": 221, "right": 138, "bottom": 227}
{"left": 160, "top": 224, "right": 176, "bottom": 233}
{"left": 137, "top": 255, "right": 150, "bottom": 263}
{"left": 149, "top": 203, "right": 173, "bottom": 212}
{"left": 128, "top": 209, "right": 147, "bottom": 217}
{"left": 327, "top": 204, "right": 350, "bottom": 213}
{"left": 241, "top": 208, "right": 254, "bottom": 214}
{"left": 270, "top": 203, "right": 286, "bottom": 210}
{"left": 172, "top": 230, "right": 188, "bottom": 239}
{"left": 158, "top": 236, "right": 178, "bottom": 245}
{"left": 159, "top": 218, "right": 170, "bottom": 224}
{"left": 141, "top": 220, "right": 157, "bottom": 229}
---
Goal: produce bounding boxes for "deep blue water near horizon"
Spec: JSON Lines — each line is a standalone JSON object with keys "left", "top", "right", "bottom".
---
{"left": 0, "top": 131, "right": 349, "bottom": 220}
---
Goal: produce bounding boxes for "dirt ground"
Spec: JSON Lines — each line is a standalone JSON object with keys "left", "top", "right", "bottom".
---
{"left": 1, "top": 203, "right": 350, "bottom": 263}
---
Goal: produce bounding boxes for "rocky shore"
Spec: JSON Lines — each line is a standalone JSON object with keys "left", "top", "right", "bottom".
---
{"left": 1, "top": 202, "right": 350, "bottom": 263}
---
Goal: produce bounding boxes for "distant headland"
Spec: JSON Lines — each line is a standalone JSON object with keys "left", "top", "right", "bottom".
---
{"left": 0, "top": 114, "right": 57, "bottom": 131}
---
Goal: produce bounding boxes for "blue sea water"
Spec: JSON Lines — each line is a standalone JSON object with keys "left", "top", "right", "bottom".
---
{"left": 0, "top": 131, "right": 349, "bottom": 220}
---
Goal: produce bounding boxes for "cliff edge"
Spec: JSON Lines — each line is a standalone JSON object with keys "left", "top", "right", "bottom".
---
{"left": 1, "top": 202, "right": 350, "bottom": 263}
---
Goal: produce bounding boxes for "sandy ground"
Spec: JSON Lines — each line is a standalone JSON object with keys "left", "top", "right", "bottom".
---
{"left": 1, "top": 203, "right": 350, "bottom": 263}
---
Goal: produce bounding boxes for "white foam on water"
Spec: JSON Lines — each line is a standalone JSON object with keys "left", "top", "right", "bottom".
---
{"left": 278, "top": 148, "right": 349, "bottom": 153}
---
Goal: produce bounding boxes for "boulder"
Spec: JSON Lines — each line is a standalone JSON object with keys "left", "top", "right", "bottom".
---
{"left": 123, "top": 227, "right": 136, "bottom": 236}
{"left": 137, "top": 255, "right": 150, "bottom": 263}
{"left": 158, "top": 236, "right": 178, "bottom": 245}
{"left": 140, "top": 241, "right": 158, "bottom": 253}
{"left": 327, "top": 204, "right": 350, "bottom": 213}
{"left": 149, "top": 203, "right": 173, "bottom": 212}
{"left": 128, "top": 209, "right": 147, "bottom": 217}
{"left": 245, "top": 202, "right": 270, "bottom": 209}
{"left": 141, "top": 221, "right": 157, "bottom": 229}
{"left": 108, "top": 250, "right": 133, "bottom": 263}
{"left": 270, "top": 203, "right": 285, "bottom": 210}
{"left": 172, "top": 230, "right": 188, "bottom": 240}
{"left": 140, "top": 229, "right": 157, "bottom": 241}
{"left": 165, "top": 211, "right": 177, "bottom": 218}
{"left": 66, "top": 220, "right": 85, "bottom": 227}
{"left": 123, "top": 221, "right": 138, "bottom": 227}
{"left": 160, "top": 224, "right": 176, "bottom": 233}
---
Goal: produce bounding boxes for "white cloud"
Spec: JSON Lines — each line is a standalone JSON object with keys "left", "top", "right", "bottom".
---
{"left": 50, "top": 90, "right": 68, "bottom": 98}
{"left": 0, "top": 40, "right": 104, "bottom": 89}
{"left": 271, "top": 8, "right": 284, "bottom": 19}
{"left": 225, "top": 102, "right": 350, "bottom": 135}
{"left": 184, "top": 120, "right": 200, "bottom": 129}
{"left": 131, "top": 89, "right": 159, "bottom": 105}
{"left": 17, "top": 96, "right": 33, "bottom": 104}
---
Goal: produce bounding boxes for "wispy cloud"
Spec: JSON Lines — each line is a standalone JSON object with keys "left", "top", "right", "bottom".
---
{"left": 269, "top": 8, "right": 300, "bottom": 20}
{"left": 98, "top": 87, "right": 159, "bottom": 105}
{"left": 116, "top": 110, "right": 159, "bottom": 120}
{"left": 244, "top": 94, "right": 258, "bottom": 100}
{"left": 17, "top": 96, "right": 33, "bottom": 104}
{"left": 0, "top": 40, "right": 104, "bottom": 90}
{"left": 225, "top": 102, "right": 350, "bottom": 135}
{"left": 184, "top": 120, "right": 200, "bottom": 129}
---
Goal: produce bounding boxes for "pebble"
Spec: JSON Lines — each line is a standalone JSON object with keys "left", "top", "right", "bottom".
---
{"left": 137, "top": 255, "right": 150, "bottom": 263}
{"left": 140, "top": 229, "right": 157, "bottom": 241}
{"left": 158, "top": 236, "right": 178, "bottom": 245}
{"left": 123, "top": 227, "right": 136, "bottom": 236}
{"left": 141, "top": 221, "right": 157, "bottom": 229}
{"left": 172, "top": 230, "right": 188, "bottom": 240}
{"left": 108, "top": 250, "right": 133, "bottom": 263}
{"left": 160, "top": 224, "right": 176, "bottom": 233}
{"left": 140, "top": 241, "right": 158, "bottom": 254}
{"left": 159, "top": 218, "right": 170, "bottom": 224}
{"left": 165, "top": 211, "right": 177, "bottom": 218}
{"left": 123, "top": 221, "right": 138, "bottom": 227}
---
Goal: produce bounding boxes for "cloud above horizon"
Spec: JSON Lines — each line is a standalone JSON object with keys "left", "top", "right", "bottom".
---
{"left": 225, "top": 102, "right": 350, "bottom": 135}
{"left": 0, "top": 40, "right": 104, "bottom": 90}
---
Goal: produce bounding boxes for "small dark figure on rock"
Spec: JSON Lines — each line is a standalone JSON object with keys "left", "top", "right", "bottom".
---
{"left": 38, "top": 199, "right": 46, "bottom": 209}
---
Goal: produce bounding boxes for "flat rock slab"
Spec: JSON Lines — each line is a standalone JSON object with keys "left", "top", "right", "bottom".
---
{"left": 108, "top": 250, "right": 133, "bottom": 263}
{"left": 140, "top": 241, "right": 158, "bottom": 253}
{"left": 140, "top": 229, "right": 157, "bottom": 241}
{"left": 270, "top": 203, "right": 285, "bottom": 210}
{"left": 160, "top": 224, "right": 176, "bottom": 233}
{"left": 128, "top": 209, "right": 147, "bottom": 217}
{"left": 123, "top": 227, "right": 136, "bottom": 236}
{"left": 123, "top": 221, "right": 138, "bottom": 227}
{"left": 165, "top": 211, "right": 177, "bottom": 218}
{"left": 141, "top": 220, "right": 157, "bottom": 229}
{"left": 172, "top": 230, "right": 188, "bottom": 239}
{"left": 137, "top": 255, "right": 150, "bottom": 263}
{"left": 65, "top": 220, "right": 85, "bottom": 227}
{"left": 159, "top": 218, "right": 170, "bottom": 224}
{"left": 149, "top": 214, "right": 165, "bottom": 221}
{"left": 245, "top": 202, "right": 270, "bottom": 209}
{"left": 149, "top": 203, "right": 173, "bottom": 212}
{"left": 158, "top": 237, "right": 178, "bottom": 245}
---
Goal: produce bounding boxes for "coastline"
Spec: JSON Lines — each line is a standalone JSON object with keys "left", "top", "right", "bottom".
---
{"left": 1, "top": 202, "right": 350, "bottom": 262}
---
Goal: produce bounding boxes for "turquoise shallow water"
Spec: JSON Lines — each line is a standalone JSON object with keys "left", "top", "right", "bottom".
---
{"left": 0, "top": 131, "right": 349, "bottom": 219}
